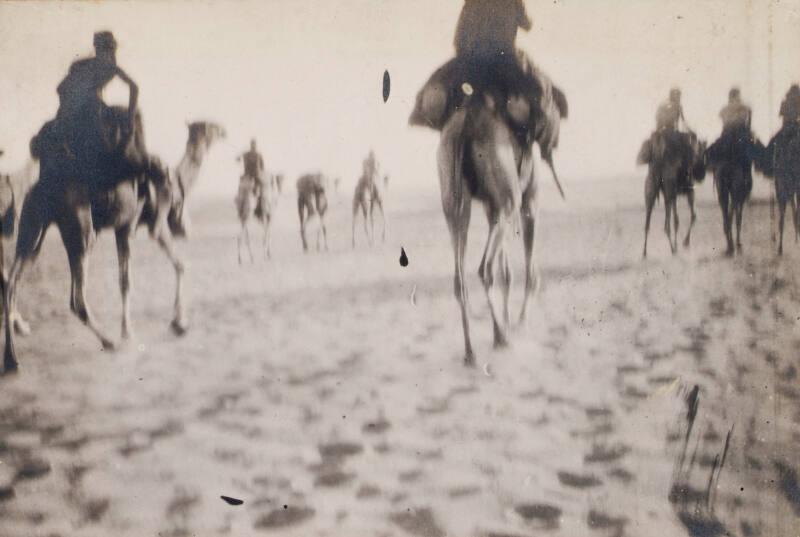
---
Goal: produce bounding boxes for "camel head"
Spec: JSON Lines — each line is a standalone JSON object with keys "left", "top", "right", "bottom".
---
{"left": 186, "top": 121, "right": 226, "bottom": 152}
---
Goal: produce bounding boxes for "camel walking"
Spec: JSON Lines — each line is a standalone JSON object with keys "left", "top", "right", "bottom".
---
{"left": 352, "top": 168, "right": 388, "bottom": 247}
{"left": 235, "top": 172, "right": 281, "bottom": 263}
{"left": 638, "top": 132, "right": 707, "bottom": 257}
{"left": 2, "top": 114, "right": 225, "bottom": 374}
{"left": 296, "top": 173, "right": 329, "bottom": 252}
{"left": 755, "top": 129, "right": 800, "bottom": 255}
{"left": 706, "top": 134, "right": 758, "bottom": 256}
{"left": 437, "top": 94, "right": 549, "bottom": 366}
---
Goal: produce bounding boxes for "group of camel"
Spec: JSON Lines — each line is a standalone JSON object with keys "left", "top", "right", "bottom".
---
{"left": 234, "top": 158, "right": 389, "bottom": 260}
{"left": 1, "top": 95, "right": 798, "bottom": 372}
{"left": 638, "top": 125, "right": 800, "bottom": 258}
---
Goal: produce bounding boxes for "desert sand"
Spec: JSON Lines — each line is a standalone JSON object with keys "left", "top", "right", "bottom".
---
{"left": 0, "top": 176, "right": 798, "bottom": 537}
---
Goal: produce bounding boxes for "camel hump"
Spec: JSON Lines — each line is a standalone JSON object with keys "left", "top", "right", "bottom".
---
{"left": 297, "top": 173, "right": 327, "bottom": 193}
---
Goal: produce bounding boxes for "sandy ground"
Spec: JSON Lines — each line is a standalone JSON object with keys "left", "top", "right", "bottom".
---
{"left": 0, "top": 177, "right": 798, "bottom": 537}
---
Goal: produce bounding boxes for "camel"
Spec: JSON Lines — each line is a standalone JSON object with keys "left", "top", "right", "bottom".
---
{"left": 755, "top": 127, "right": 800, "bottom": 255}
{"left": 706, "top": 131, "right": 758, "bottom": 255}
{"left": 638, "top": 131, "right": 707, "bottom": 257}
{"left": 352, "top": 171, "right": 388, "bottom": 248}
{"left": 235, "top": 172, "right": 281, "bottom": 263}
{"left": 2, "top": 112, "right": 225, "bottom": 374}
{"left": 437, "top": 91, "right": 549, "bottom": 366}
{"left": 296, "top": 173, "right": 329, "bottom": 252}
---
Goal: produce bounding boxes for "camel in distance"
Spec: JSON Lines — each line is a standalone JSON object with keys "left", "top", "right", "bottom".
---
{"left": 352, "top": 151, "right": 388, "bottom": 248}
{"left": 637, "top": 132, "right": 707, "bottom": 257}
{"left": 235, "top": 172, "right": 282, "bottom": 263}
{"left": 296, "top": 173, "right": 329, "bottom": 253}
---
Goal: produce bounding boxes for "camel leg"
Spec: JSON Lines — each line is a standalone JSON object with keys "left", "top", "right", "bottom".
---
{"left": 519, "top": 188, "right": 539, "bottom": 324}
{"left": 735, "top": 202, "right": 744, "bottom": 253}
{"left": 263, "top": 216, "right": 271, "bottom": 260}
{"left": 368, "top": 202, "right": 375, "bottom": 246}
{"left": 375, "top": 199, "right": 386, "bottom": 242}
{"left": 718, "top": 185, "right": 734, "bottom": 256}
{"left": 156, "top": 233, "right": 188, "bottom": 334}
{"left": 61, "top": 222, "right": 116, "bottom": 351}
{"left": 478, "top": 214, "right": 511, "bottom": 349}
{"left": 663, "top": 196, "right": 676, "bottom": 254}
{"left": 362, "top": 203, "right": 370, "bottom": 246}
{"left": 672, "top": 195, "right": 680, "bottom": 252}
{"left": 298, "top": 199, "right": 309, "bottom": 252}
{"left": 115, "top": 226, "right": 134, "bottom": 341}
{"left": 351, "top": 203, "right": 358, "bottom": 248}
{"left": 777, "top": 198, "right": 786, "bottom": 256}
{"left": 683, "top": 190, "right": 696, "bottom": 248}
{"left": 320, "top": 211, "right": 329, "bottom": 252}
{"left": 498, "top": 247, "right": 512, "bottom": 330}
{"left": 2, "top": 188, "right": 51, "bottom": 372}
{"left": 243, "top": 222, "right": 254, "bottom": 263}
{"left": 237, "top": 222, "right": 244, "bottom": 265}
{"left": 643, "top": 180, "right": 657, "bottom": 258}
{"left": 445, "top": 195, "right": 474, "bottom": 365}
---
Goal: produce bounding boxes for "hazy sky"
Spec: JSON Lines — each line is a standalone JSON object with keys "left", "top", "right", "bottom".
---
{"left": 1, "top": 0, "right": 799, "bottom": 199}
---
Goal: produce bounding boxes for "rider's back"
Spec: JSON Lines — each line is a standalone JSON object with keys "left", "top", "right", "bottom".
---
{"left": 454, "top": 0, "right": 530, "bottom": 60}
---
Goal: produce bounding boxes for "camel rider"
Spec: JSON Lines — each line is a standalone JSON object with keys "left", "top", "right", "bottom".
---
{"left": 779, "top": 84, "right": 800, "bottom": 129}
{"left": 655, "top": 88, "right": 690, "bottom": 135}
{"left": 709, "top": 87, "right": 756, "bottom": 177}
{"left": 50, "top": 31, "right": 160, "bottom": 186}
{"left": 363, "top": 150, "right": 378, "bottom": 181}
{"left": 719, "top": 87, "right": 752, "bottom": 131}
{"left": 409, "top": 0, "right": 567, "bottom": 158}
{"left": 237, "top": 139, "right": 265, "bottom": 194}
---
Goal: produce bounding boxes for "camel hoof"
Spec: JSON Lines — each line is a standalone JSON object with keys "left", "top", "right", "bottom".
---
{"left": 683, "top": 239, "right": 691, "bottom": 248}
{"left": 2, "top": 361, "right": 19, "bottom": 376}
{"left": 12, "top": 317, "right": 31, "bottom": 337}
{"left": 171, "top": 319, "right": 189, "bottom": 336}
{"left": 463, "top": 353, "right": 476, "bottom": 367}
{"left": 100, "top": 339, "right": 117, "bottom": 352}
{"left": 493, "top": 336, "right": 510, "bottom": 350}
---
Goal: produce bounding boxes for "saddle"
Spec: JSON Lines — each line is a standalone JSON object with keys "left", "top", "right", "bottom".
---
{"left": 30, "top": 105, "right": 152, "bottom": 191}
{"left": 410, "top": 51, "right": 567, "bottom": 157}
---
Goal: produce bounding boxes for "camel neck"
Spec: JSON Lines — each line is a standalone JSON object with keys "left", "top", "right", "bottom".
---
{"left": 186, "top": 142, "right": 206, "bottom": 165}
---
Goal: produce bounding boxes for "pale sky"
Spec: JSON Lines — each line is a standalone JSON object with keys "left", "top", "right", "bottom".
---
{"left": 1, "top": 0, "right": 799, "bottom": 200}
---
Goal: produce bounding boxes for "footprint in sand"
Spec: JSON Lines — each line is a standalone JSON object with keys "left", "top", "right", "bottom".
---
{"left": 584, "top": 443, "right": 631, "bottom": 464}
{"left": 512, "top": 503, "right": 562, "bottom": 530}
{"left": 389, "top": 507, "right": 445, "bottom": 537}
{"left": 310, "top": 441, "right": 363, "bottom": 489}
{"left": 318, "top": 442, "right": 363, "bottom": 460}
{"left": 314, "top": 469, "right": 356, "bottom": 488}
{"left": 356, "top": 483, "right": 381, "bottom": 499}
{"left": 607, "top": 467, "right": 635, "bottom": 485}
{"left": 362, "top": 417, "right": 391, "bottom": 434}
{"left": 557, "top": 471, "right": 603, "bottom": 489}
{"left": 587, "top": 510, "right": 628, "bottom": 536}
{"left": 254, "top": 505, "right": 315, "bottom": 530}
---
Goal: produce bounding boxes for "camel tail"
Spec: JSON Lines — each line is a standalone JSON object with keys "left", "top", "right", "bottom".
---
{"left": 544, "top": 154, "right": 566, "bottom": 201}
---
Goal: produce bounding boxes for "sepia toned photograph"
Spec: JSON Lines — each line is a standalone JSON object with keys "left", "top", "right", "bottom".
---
{"left": 0, "top": 0, "right": 799, "bottom": 535}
